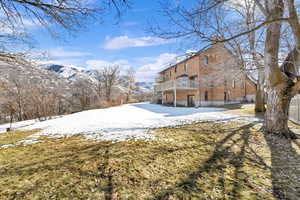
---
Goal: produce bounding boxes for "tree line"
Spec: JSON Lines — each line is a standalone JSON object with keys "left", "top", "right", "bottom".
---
{"left": 0, "top": 64, "right": 151, "bottom": 125}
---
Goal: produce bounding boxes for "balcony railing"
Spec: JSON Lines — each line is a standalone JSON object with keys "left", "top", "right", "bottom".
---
{"left": 154, "top": 79, "right": 198, "bottom": 92}
{"left": 155, "top": 75, "right": 166, "bottom": 83}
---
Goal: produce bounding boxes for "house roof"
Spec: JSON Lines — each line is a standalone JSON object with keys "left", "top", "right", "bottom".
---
{"left": 159, "top": 52, "right": 199, "bottom": 74}
{"left": 158, "top": 44, "right": 223, "bottom": 74}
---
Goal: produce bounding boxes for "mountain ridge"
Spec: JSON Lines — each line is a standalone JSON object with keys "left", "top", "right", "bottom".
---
{"left": 41, "top": 64, "right": 154, "bottom": 93}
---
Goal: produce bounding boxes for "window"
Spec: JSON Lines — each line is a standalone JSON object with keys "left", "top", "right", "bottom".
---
{"left": 205, "top": 91, "right": 208, "bottom": 101}
{"left": 203, "top": 55, "right": 209, "bottom": 65}
{"left": 232, "top": 80, "right": 235, "bottom": 88}
{"left": 170, "top": 70, "right": 172, "bottom": 76}
{"left": 175, "top": 65, "right": 177, "bottom": 73}
{"left": 184, "top": 63, "right": 188, "bottom": 72}
{"left": 224, "top": 92, "right": 227, "bottom": 101}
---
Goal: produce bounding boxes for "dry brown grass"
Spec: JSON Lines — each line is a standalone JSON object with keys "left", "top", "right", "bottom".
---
{"left": 223, "top": 104, "right": 300, "bottom": 134}
{"left": 2, "top": 120, "right": 298, "bottom": 199}
{"left": 0, "top": 130, "right": 39, "bottom": 147}
{"left": 223, "top": 104, "right": 258, "bottom": 116}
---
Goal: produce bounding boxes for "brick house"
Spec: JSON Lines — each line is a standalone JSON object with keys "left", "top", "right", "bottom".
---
{"left": 153, "top": 43, "right": 256, "bottom": 107}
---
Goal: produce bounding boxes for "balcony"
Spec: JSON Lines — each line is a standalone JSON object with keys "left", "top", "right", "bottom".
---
{"left": 155, "top": 75, "right": 166, "bottom": 83}
{"left": 154, "top": 79, "right": 198, "bottom": 92}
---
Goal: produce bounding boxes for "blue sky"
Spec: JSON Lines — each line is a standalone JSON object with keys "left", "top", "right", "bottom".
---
{"left": 30, "top": 1, "right": 193, "bottom": 82}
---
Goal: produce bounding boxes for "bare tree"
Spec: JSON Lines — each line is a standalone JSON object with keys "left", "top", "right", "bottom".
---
{"left": 0, "top": 81, "right": 18, "bottom": 128}
{"left": 260, "top": 0, "right": 300, "bottom": 139}
{"left": 101, "top": 65, "right": 120, "bottom": 103}
{"left": 226, "top": 0, "right": 266, "bottom": 112}
{"left": 0, "top": 61, "right": 73, "bottom": 124}
{"left": 0, "top": 0, "right": 129, "bottom": 62}
{"left": 151, "top": 0, "right": 300, "bottom": 139}
{"left": 71, "top": 78, "right": 95, "bottom": 111}
{"left": 94, "top": 70, "right": 104, "bottom": 100}
{"left": 124, "top": 67, "right": 135, "bottom": 103}
{"left": 0, "top": 0, "right": 129, "bottom": 123}
{"left": 0, "top": 0, "right": 129, "bottom": 34}
{"left": 154, "top": 0, "right": 266, "bottom": 111}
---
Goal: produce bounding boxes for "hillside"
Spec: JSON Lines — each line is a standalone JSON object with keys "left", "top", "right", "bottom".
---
{"left": 0, "top": 62, "right": 69, "bottom": 88}
{"left": 0, "top": 62, "right": 154, "bottom": 125}
{"left": 41, "top": 64, "right": 154, "bottom": 94}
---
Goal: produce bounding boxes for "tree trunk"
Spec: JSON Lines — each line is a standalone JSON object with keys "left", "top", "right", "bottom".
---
{"left": 247, "top": 9, "right": 266, "bottom": 113}
{"left": 254, "top": 58, "right": 266, "bottom": 113}
{"left": 255, "top": 83, "right": 266, "bottom": 112}
{"left": 106, "top": 87, "right": 112, "bottom": 103}
{"left": 9, "top": 109, "right": 13, "bottom": 130}
{"left": 265, "top": 83, "right": 297, "bottom": 139}
{"left": 262, "top": 1, "right": 298, "bottom": 139}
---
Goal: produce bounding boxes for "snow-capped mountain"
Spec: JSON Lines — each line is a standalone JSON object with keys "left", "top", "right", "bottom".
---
{"left": 0, "top": 62, "right": 69, "bottom": 90}
{"left": 41, "top": 64, "right": 154, "bottom": 93}
{"left": 135, "top": 82, "right": 154, "bottom": 90}
{"left": 42, "top": 64, "right": 95, "bottom": 83}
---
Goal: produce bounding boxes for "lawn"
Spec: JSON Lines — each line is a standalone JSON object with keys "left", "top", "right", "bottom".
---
{"left": 222, "top": 104, "right": 260, "bottom": 116}
{"left": 0, "top": 130, "right": 39, "bottom": 147}
{"left": 224, "top": 104, "right": 300, "bottom": 132}
{"left": 1, "top": 119, "right": 299, "bottom": 200}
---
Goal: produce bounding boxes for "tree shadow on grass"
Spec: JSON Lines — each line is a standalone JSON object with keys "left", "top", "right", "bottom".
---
{"left": 151, "top": 121, "right": 270, "bottom": 199}
{"left": 151, "top": 121, "right": 300, "bottom": 200}
{"left": 2, "top": 121, "right": 299, "bottom": 199}
{"left": 264, "top": 133, "right": 300, "bottom": 200}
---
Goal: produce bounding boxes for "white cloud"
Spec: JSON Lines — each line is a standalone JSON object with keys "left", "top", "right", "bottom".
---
{"left": 86, "top": 53, "right": 178, "bottom": 82}
{"left": 0, "top": 18, "right": 39, "bottom": 35}
{"left": 135, "top": 53, "right": 178, "bottom": 82}
{"left": 48, "top": 47, "right": 92, "bottom": 57}
{"left": 41, "top": 51, "right": 179, "bottom": 83}
{"left": 103, "top": 35, "right": 171, "bottom": 50}
{"left": 86, "top": 59, "right": 131, "bottom": 71}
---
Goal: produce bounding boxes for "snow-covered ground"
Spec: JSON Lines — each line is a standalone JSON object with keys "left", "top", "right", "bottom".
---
{"left": 0, "top": 103, "right": 260, "bottom": 147}
{"left": 0, "top": 120, "right": 36, "bottom": 134}
{"left": 0, "top": 116, "right": 62, "bottom": 134}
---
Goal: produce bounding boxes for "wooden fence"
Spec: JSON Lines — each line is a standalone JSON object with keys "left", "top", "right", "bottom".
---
{"left": 289, "top": 95, "right": 300, "bottom": 124}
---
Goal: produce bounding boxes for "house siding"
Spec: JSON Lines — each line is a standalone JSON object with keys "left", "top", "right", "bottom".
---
{"left": 156, "top": 44, "right": 256, "bottom": 107}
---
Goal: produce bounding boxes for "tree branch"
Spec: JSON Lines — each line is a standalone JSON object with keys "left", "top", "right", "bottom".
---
{"left": 214, "top": 17, "right": 290, "bottom": 43}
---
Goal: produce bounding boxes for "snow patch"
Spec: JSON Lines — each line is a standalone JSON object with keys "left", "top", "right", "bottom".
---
{"left": 0, "top": 139, "right": 39, "bottom": 149}
{"left": 0, "top": 120, "right": 36, "bottom": 134}
{"left": 0, "top": 103, "right": 260, "bottom": 148}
